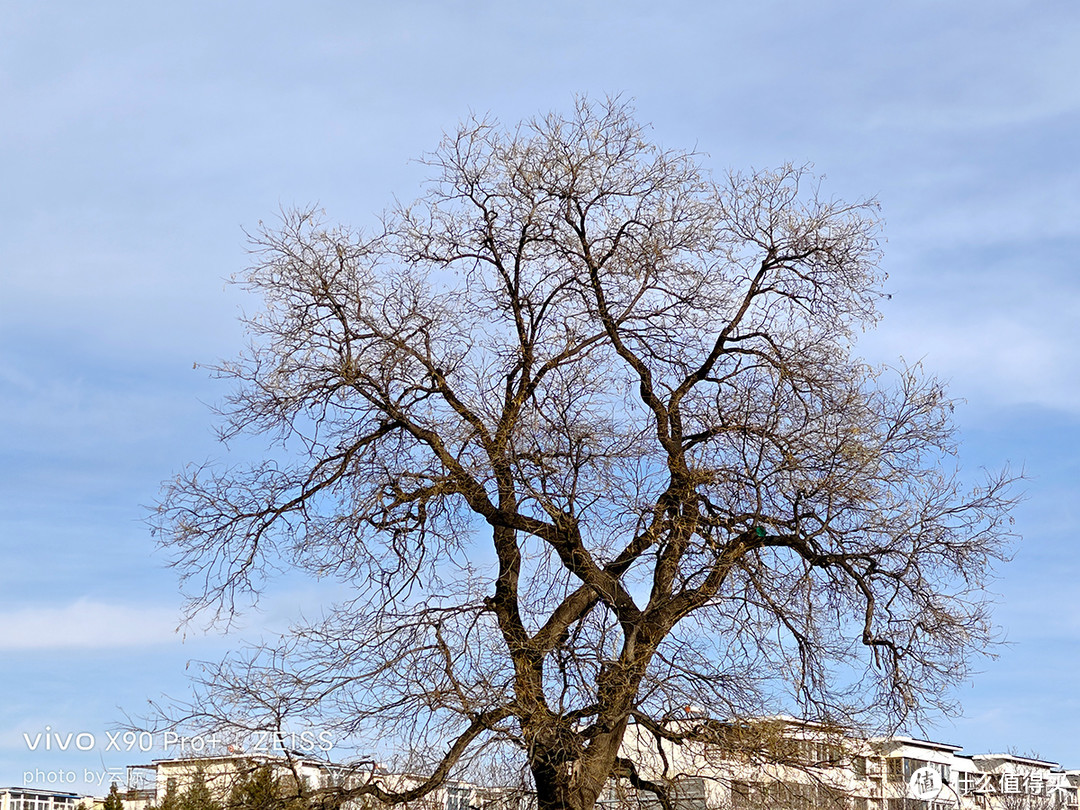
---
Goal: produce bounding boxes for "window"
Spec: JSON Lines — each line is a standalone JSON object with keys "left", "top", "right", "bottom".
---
{"left": 671, "top": 778, "right": 706, "bottom": 810}
{"left": 597, "top": 780, "right": 634, "bottom": 808}
{"left": 887, "top": 801, "right": 928, "bottom": 810}
{"left": 895, "top": 758, "right": 951, "bottom": 786}
{"left": 853, "top": 757, "right": 867, "bottom": 778}
{"left": 955, "top": 772, "right": 981, "bottom": 795}
{"left": 771, "top": 781, "right": 814, "bottom": 810}
{"left": 905, "top": 758, "right": 929, "bottom": 779}
{"left": 446, "top": 786, "right": 471, "bottom": 810}
{"left": 1049, "top": 786, "right": 1078, "bottom": 809}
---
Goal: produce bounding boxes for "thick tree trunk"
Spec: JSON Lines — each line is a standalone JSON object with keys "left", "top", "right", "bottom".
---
{"left": 531, "top": 760, "right": 601, "bottom": 810}
{"left": 528, "top": 721, "right": 628, "bottom": 810}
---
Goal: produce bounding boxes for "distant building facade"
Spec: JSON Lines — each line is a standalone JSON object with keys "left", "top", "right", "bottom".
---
{"left": 615, "top": 717, "right": 1080, "bottom": 810}
{"left": 0, "top": 788, "right": 87, "bottom": 810}
{"left": 125, "top": 753, "right": 518, "bottom": 810}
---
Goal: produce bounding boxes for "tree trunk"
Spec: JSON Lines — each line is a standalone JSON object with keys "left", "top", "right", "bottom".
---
{"left": 528, "top": 722, "right": 627, "bottom": 810}
{"left": 531, "top": 760, "right": 601, "bottom": 810}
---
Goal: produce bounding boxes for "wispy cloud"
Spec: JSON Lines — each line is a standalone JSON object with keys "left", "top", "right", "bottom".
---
{"left": 0, "top": 600, "right": 183, "bottom": 650}
{"left": 870, "top": 317, "right": 1080, "bottom": 415}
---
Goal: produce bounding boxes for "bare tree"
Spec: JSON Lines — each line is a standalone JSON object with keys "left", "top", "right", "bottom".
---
{"left": 154, "top": 98, "right": 1016, "bottom": 810}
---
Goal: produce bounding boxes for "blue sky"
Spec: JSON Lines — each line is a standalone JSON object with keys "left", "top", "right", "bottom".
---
{"left": 2, "top": 0, "right": 1079, "bottom": 793}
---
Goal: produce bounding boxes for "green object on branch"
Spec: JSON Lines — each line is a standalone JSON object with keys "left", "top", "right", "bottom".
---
{"left": 754, "top": 526, "right": 767, "bottom": 538}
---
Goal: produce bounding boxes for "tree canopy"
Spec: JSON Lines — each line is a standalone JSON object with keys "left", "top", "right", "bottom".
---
{"left": 155, "top": 98, "right": 1016, "bottom": 810}
{"left": 103, "top": 784, "right": 125, "bottom": 810}
{"left": 225, "top": 763, "right": 306, "bottom": 810}
{"left": 177, "top": 769, "right": 221, "bottom": 810}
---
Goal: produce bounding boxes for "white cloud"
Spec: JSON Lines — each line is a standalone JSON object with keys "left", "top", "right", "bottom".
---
{"left": 882, "top": 319, "right": 1079, "bottom": 413}
{"left": 856, "top": 263, "right": 1080, "bottom": 417}
{"left": 0, "top": 600, "right": 184, "bottom": 650}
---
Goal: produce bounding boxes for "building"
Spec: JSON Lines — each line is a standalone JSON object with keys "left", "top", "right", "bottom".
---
{"left": 125, "top": 753, "right": 519, "bottom": 810}
{"left": 613, "top": 717, "right": 1080, "bottom": 810}
{"left": 0, "top": 788, "right": 88, "bottom": 810}
{"left": 128, "top": 753, "right": 329, "bottom": 806}
{"left": 95, "top": 723, "right": 1080, "bottom": 810}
